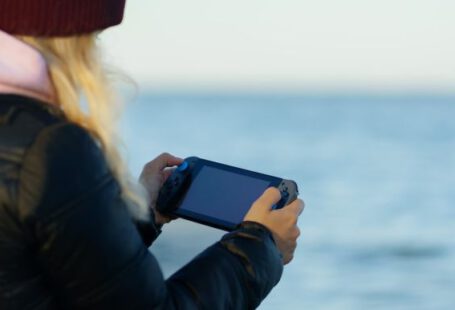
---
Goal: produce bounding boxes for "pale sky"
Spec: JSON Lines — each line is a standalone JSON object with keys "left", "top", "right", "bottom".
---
{"left": 101, "top": 0, "right": 455, "bottom": 92}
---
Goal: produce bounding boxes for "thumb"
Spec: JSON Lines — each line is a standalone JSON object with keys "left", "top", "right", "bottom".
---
{"left": 254, "top": 187, "right": 282, "bottom": 211}
{"left": 284, "top": 198, "right": 305, "bottom": 216}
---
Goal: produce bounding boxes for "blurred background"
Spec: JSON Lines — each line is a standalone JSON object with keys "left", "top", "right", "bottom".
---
{"left": 101, "top": 1, "right": 455, "bottom": 309}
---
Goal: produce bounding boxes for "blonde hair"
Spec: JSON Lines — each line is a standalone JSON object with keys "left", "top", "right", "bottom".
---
{"left": 19, "top": 33, "right": 149, "bottom": 220}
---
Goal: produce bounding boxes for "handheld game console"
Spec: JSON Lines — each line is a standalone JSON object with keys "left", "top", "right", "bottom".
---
{"left": 156, "top": 156, "right": 299, "bottom": 231}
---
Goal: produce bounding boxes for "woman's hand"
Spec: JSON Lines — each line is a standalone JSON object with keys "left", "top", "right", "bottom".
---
{"left": 139, "top": 152, "right": 183, "bottom": 226}
{"left": 243, "top": 187, "right": 304, "bottom": 265}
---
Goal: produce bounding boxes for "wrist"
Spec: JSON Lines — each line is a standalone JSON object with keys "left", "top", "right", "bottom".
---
{"left": 238, "top": 221, "right": 277, "bottom": 245}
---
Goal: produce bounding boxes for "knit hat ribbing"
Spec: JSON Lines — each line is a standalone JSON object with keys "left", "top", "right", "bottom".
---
{"left": 0, "top": 0, "right": 126, "bottom": 36}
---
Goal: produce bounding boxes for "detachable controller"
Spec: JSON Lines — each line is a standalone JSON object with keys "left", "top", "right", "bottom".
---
{"left": 274, "top": 180, "right": 299, "bottom": 210}
{"left": 156, "top": 157, "right": 198, "bottom": 214}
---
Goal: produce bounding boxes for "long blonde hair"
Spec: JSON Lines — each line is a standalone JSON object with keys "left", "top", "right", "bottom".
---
{"left": 19, "top": 33, "right": 149, "bottom": 220}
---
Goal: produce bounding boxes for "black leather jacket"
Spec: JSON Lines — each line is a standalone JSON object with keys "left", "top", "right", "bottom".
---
{"left": 0, "top": 94, "right": 283, "bottom": 309}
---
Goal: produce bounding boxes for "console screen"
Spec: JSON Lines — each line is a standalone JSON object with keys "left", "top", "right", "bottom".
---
{"left": 178, "top": 166, "right": 272, "bottom": 225}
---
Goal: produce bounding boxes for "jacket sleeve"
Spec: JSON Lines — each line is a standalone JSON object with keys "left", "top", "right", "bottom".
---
{"left": 18, "top": 122, "right": 283, "bottom": 309}
{"left": 133, "top": 208, "right": 163, "bottom": 247}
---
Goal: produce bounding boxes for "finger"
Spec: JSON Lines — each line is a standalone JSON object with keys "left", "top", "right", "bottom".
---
{"left": 254, "top": 187, "right": 282, "bottom": 209}
{"left": 283, "top": 253, "right": 294, "bottom": 265}
{"left": 294, "top": 226, "right": 301, "bottom": 239}
{"left": 161, "top": 216, "right": 173, "bottom": 224}
{"left": 155, "top": 153, "right": 184, "bottom": 170}
{"left": 162, "top": 167, "right": 176, "bottom": 182}
{"left": 286, "top": 199, "right": 304, "bottom": 216}
{"left": 154, "top": 210, "right": 175, "bottom": 225}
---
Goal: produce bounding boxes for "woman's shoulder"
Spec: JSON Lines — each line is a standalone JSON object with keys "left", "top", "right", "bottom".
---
{"left": 0, "top": 94, "right": 107, "bottom": 177}
{"left": 0, "top": 94, "right": 66, "bottom": 122}
{"left": 0, "top": 94, "right": 113, "bottom": 223}
{"left": 0, "top": 94, "right": 68, "bottom": 151}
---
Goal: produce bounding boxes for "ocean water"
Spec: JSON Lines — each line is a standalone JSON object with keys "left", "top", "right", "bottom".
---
{"left": 120, "top": 92, "right": 455, "bottom": 310}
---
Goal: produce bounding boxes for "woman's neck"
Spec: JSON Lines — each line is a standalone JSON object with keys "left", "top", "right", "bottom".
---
{"left": 0, "top": 30, "right": 56, "bottom": 104}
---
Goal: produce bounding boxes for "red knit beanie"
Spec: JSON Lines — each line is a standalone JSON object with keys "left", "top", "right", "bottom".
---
{"left": 0, "top": 0, "right": 126, "bottom": 36}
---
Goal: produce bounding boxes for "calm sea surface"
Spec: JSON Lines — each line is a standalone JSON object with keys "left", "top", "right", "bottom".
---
{"left": 120, "top": 93, "right": 455, "bottom": 310}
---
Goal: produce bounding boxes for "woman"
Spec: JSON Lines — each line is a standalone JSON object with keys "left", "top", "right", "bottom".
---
{"left": 0, "top": 1, "right": 304, "bottom": 309}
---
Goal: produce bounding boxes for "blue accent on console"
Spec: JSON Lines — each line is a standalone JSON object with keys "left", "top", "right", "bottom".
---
{"left": 177, "top": 161, "right": 189, "bottom": 172}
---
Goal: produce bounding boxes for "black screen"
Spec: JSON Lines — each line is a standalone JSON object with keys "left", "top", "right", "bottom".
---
{"left": 178, "top": 166, "right": 272, "bottom": 226}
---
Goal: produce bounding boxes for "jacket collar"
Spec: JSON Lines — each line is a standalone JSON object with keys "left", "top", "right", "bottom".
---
{"left": 0, "top": 29, "right": 56, "bottom": 104}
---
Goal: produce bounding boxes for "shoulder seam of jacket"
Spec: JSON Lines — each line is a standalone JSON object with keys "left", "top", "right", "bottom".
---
{"left": 15, "top": 121, "right": 91, "bottom": 219}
